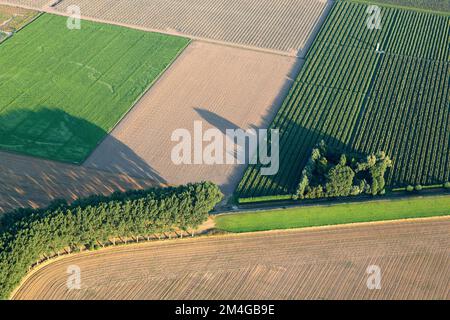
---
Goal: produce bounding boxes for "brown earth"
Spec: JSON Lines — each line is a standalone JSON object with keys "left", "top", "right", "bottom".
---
{"left": 13, "top": 218, "right": 450, "bottom": 300}
{"left": 54, "top": 0, "right": 328, "bottom": 55}
{"left": 0, "top": 151, "right": 157, "bottom": 214}
{"left": 0, "top": 0, "right": 50, "bottom": 9}
{"left": 0, "top": 0, "right": 329, "bottom": 55}
{"left": 85, "top": 41, "right": 301, "bottom": 197}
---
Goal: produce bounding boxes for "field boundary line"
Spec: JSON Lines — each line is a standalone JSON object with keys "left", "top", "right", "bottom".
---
{"left": 0, "top": 1, "right": 305, "bottom": 57}
{"left": 81, "top": 38, "right": 192, "bottom": 165}
{"left": 0, "top": 0, "right": 336, "bottom": 59}
{"left": 214, "top": 215, "right": 450, "bottom": 235}
{"left": 9, "top": 214, "right": 450, "bottom": 299}
{"left": 0, "top": 5, "right": 43, "bottom": 44}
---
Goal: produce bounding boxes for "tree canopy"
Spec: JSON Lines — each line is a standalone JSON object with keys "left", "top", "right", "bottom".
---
{"left": 0, "top": 182, "right": 223, "bottom": 299}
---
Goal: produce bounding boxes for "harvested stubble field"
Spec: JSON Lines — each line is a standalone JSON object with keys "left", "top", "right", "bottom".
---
{"left": 0, "top": 151, "right": 157, "bottom": 214}
{"left": 0, "top": 13, "right": 188, "bottom": 163}
{"left": 237, "top": 1, "right": 450, "bottom": 199}
{"left": 54, "top": 0, "right": 328, "bottom": 55}
{"left": 85, "top": 41, "right": 300, "bottom": 195}
{"left": 0, "top": 0, "right": 49, "bottom": 9}
{"left": 13, "top": 218, "right": 450, "bottom": 300}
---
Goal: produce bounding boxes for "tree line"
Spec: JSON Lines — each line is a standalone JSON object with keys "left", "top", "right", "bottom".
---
{"left": 0, "top": 182, "right": 223, "bottom": 299}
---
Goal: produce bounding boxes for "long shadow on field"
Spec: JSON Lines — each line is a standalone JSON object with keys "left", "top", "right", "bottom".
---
{"left": 0, "top": 108, "right": 163, "bottom": 214}
{"left": 194, "top": 108, "right": 255, "bottom": 196}
{"left": 194, "top": 108, "right": 240, "bottom": 134}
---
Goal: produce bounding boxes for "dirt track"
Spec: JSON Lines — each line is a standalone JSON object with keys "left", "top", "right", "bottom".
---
{"left": 85, "top": 41, "right": 300, "bottom": 196}
{"left": 13, "top": 218, "right": 450, "bottom": 300}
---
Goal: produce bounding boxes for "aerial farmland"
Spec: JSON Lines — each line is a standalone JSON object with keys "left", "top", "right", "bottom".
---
{"left": 12, "top": 218, "right": 450, "bottom": 300}
{"left": 237, "top": 1, "right": 450, "bottom": 201}
{"left": 0, "top": 0, "right": 449, "bottom": 304}
{"left": 0, "top": 14, "right": 189, "bottom": 163}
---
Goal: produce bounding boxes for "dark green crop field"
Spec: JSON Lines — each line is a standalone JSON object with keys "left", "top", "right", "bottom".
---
{"left": 0, "top": 14, "right": 189, "bottom": 163}
{"left": 237, "top": 1, "right": 450, "bottom": 200}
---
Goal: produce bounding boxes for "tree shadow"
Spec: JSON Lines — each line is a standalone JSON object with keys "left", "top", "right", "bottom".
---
{"left": 194, "top": 107, "right": 240, "bottom": 134}
{"left": 0, "top": 107, "right": 165, "bottom": 213}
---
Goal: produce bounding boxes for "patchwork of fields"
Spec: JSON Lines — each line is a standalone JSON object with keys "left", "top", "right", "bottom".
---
{"left": 85, "top": 42, "right": 299, "bottom": 195}
{"left": 0, "top": 0, "right": 448, "bottom": 206}
{"left": 0, "top": 4, "right": 38, "bottom": 37}
{"left": 54, "top": 0, "right": 328, "bottom": 55}
{"left": 237, "top": 1, "right": 450, "bottom": 199}
{"left": 13, "top": 218, "right": 450, "bottom": 299}
{"left": 0, "top": 0, "right": 449, "bottom": 303}
{"left": 0, "top": 14, "right": 189, "bottom": 163}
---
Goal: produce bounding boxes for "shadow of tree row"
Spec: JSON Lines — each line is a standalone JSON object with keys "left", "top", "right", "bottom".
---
{"left": 0, "top": 107, "right": 166, "bottom": 213}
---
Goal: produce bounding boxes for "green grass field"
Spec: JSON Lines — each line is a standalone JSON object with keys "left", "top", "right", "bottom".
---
{"left": 215, "top": 196, "right": 450, "bottom": 232}
{"left": 0, "top": 14, "right": 189, "bottom": 163}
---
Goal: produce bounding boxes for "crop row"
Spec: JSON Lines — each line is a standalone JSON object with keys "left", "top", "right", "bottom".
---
{"left": 236, "top": 1, "right": 449, "bottom": 199}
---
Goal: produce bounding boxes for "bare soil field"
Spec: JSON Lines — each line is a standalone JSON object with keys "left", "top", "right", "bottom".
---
{"left": 53, "top": 0, "right": 328, "bottom": 55}
{"left": 0, "top": 151, "right": 157, "bottom": 214}
{"left": 85, "top": 41, "right": 300, "bottom": 196}
{"left": 13, "top": 218, "right": 450, "bottom": 300}
{"left": 0, "top": 0, "right": 50, "bottom": 9}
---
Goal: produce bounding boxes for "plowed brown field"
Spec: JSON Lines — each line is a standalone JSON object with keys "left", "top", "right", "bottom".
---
{"left": 13, "top": 218, "right": 450, "bottom": 300}
{"left": 54, "top": 0, "right": 328, "bottom": 55}
{"left": 85, "top": 41, "right": 300, "bottom": 196}
{"left": 0, "top": 151, "right": 157, "bottom": 214}
{"left": 0, "top": 0, "right": 49, "bottom": 9}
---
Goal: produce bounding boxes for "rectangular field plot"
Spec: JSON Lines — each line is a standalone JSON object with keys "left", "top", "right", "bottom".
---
{"left": 0, "top": 14, "right": 189, "bottom": 163}
{"left": 237, "top": 1, "right": 450, "bottom": 199}
{"left": 55, "top": 0, "right": 328, "bottom": 55}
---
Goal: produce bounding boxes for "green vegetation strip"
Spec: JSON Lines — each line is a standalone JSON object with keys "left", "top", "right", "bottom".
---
{"left": 0, "top": 14, "right": 189, "bottom": 163}
{"left": 216, "top": 196, "right": 450, "bottom": 233}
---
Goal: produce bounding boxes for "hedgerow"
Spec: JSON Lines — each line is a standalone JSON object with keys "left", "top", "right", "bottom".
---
{"left": 0, "top": 182, "right": 223, "bottom": 299}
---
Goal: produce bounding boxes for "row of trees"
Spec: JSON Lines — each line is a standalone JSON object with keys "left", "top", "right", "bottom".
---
{"left": 294, "top": 141, "right": 392, "bottom": 200}
{"left": 0, "top": 182, "right": 223, "bottom": 299}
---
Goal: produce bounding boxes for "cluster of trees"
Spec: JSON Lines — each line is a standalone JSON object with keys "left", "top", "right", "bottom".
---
{"left": 294, "top": 141, "right": 392, "bottom": 200}
{"left": 0, "top": 182, "right": 223, "bottom": 299}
